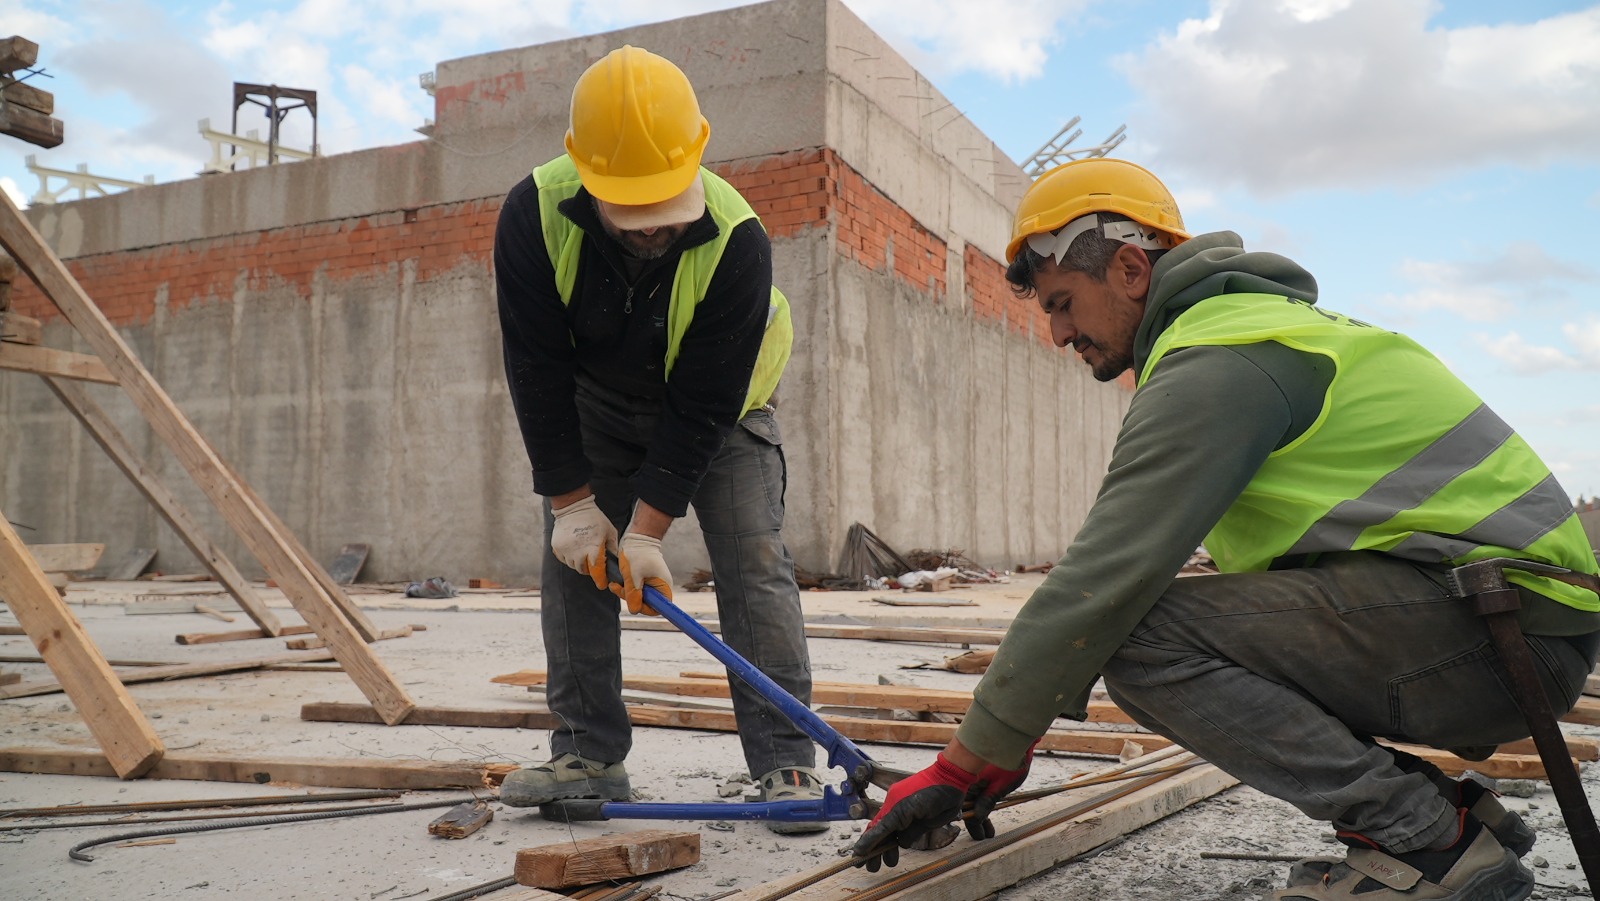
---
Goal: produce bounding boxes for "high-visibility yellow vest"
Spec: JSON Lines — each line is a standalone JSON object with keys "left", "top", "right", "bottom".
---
{"left": 1139, "top": 293, "right": 1599, "bottom": 611}
{"left": 531, "top": 156, "right": 792, "bottom": 416}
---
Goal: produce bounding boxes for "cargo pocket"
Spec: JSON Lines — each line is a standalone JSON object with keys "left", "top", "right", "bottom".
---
{"left": 738, "top": 409, "right": 786, "bottom": 519}
{"left": 1388, "top": 642, "right": 1527, "bottom": 748}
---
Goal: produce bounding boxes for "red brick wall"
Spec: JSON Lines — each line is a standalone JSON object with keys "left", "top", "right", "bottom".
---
{"left": 11, "top": 198, "right": 503, "bottom": 325}
{"left": 965, "top": 243, "right": 1051, "bottom": 347}
{"left": 13, "top": 148, "right": 993, "bottom": 331}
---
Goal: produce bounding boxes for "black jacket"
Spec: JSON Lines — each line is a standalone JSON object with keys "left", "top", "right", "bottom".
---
{"left": 494, "top": 173, "right": 774, "bottom": 517}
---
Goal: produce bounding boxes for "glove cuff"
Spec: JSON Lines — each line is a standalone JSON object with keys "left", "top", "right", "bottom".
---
{"left": 553, "top": 495, "right": 598, "bottom": 519}
{"left": 931, "top": 752, "right": 980, "bottom": 790}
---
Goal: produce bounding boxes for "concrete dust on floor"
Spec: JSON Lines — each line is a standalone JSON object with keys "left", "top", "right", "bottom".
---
{"left": 3, "top": 579, "right": 1598, "bottom": 900}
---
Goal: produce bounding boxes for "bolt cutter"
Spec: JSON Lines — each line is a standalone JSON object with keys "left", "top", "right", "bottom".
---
{"left": 542, "top": 580, "right": 911, "bottom": 825}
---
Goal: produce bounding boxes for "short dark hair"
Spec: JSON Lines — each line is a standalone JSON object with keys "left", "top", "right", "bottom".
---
{"left": 1005, "top": 213, "right": 1163, "bottom": 298}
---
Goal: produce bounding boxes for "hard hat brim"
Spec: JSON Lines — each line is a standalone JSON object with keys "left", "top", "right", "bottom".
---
{"left": 595, "top": 174, "right": 707, "bottom": 231}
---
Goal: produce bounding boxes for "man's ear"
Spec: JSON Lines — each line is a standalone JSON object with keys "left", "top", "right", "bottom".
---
{"left": 1113, "top": 243, "right": 1153, "bottom": 302}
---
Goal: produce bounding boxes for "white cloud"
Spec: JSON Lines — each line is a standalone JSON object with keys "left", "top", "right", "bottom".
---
{"left": 1383, "top": 243, "right": 1597, "bottom": 322}
{"left": 0, "top": 176, "right": 28, "bottom": 209}
{"left": 1474, "top": 329, "right": 1598, "bottom": 375}
{"left": 1120, "top": 0, "right": 1600, "bottom": 194}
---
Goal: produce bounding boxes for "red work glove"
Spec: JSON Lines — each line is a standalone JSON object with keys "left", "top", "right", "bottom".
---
{"left": 851, "top": 754, "right": 977, "bottom": 872}
{"left": 963, "top": 739, "right": 1039, "bottom": 840}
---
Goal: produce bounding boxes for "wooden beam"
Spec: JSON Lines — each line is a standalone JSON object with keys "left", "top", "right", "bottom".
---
{"left": 303, "top": 701, "right": 562, "bottom": 730}
{"left": 46, "top": 377, "right": 282, "bottom": 633}
{"left": 515, "top": 830, "right": 700, "bottom": 889}
{"left": 727, "top": 755, "right": 1236, "bottom": 901}
{"left": 1, "top": 78, "right": 52, "bottom": 115}
{"left": 620, "top": 617, "right": 1006, "bottom": 646}
{"left": 0, "top": 650, "right": 336, "bottom": 700}
{"left": 0, "top": 511, "right": 163, "bottom": 778}
{"left": 25, "top": 542, "right": 104, "bottom": 573}
{"left": 301, "top": 700, "right": 1164, "bottom": 757}
{"left": 0, "top": 194, "right": 413, "bottom": 725}
{"left": 0, "top": 37, "right": 39, "bottom": 73}
{"left": 0, "top": 341, "right": 115, "bottom": 383}
{"left": 285, "top": 626, "right": 411, "bottom": 650}
{"left": 0, "top": 99, "right": 63, "bottom": 149}
{"left": 1, "top": 310, "right": 40, "bottom": 344}
{"left": 210, "top": 451, "right": 381, "bottom": 641}
{"left": 427, "top": 800, "right": 493, "bottom": 839}
{"left": 176, "top": 624, "right": 314, "bottom": 645}
{"left": 0, "top": 747, "right": 514, "bottom": 790}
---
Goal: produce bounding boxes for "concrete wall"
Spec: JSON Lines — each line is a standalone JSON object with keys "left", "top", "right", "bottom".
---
{"left": 1, "top": 0, "right": 1127, "bottom": 583}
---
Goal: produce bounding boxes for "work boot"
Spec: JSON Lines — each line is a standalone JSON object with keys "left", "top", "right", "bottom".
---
{"left": 758, "top": 766, "right": 830, "bottom": 836}
{"left": 1271, "top": 811, "right": 1533, "bottom": 901}
{"left": 1451, "top": 778, "right": 1535, "bottom": 858}
{"left": 500, "top": 753, "right": 630, "bottom": 808}
{"left": 1290, "top": 774, "right": 1537, "bottom": 884}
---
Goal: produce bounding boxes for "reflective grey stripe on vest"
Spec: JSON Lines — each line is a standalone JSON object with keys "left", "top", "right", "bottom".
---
{"left": 1385, "top": 472, "right": 1577, "bottom": 561}
{"left": 1286, "top": 405, "right": 1530, "bottom": 559}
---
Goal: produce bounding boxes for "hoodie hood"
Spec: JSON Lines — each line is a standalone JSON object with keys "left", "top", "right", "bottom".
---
{"left": 1133, "top": 231, "right": 1319, "bottom": 374}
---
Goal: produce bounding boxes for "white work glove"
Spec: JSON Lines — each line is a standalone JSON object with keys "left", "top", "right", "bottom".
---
{"left": 550, "top": 495, "right": 618, "bottom": 590}
{"left": 612, "top": 532, "right": 671, "bottom": 616}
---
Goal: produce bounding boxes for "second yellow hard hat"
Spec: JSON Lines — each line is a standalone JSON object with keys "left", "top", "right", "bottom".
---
{"left": 1007, "top": 158, "right": 1190, "bottom": 263}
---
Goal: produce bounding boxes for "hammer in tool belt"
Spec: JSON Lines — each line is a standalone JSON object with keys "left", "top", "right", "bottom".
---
{"left": 1448, "top": 557, "right": 1600, "bottom": 890}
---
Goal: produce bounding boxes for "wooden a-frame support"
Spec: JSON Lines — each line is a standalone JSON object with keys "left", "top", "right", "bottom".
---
{"left": 0, "top": 191, "right": 415, "bottom": 742}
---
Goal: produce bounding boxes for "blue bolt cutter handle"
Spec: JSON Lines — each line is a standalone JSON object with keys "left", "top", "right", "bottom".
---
{"left": 542, "top": 578, "right": 901, "bottom": 823}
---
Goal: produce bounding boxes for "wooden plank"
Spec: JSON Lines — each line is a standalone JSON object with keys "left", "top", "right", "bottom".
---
{"left": 0, "top": 194, "right": 413, "bottom": 724}
{"left": 1, "top": 78, "right": 53, "bottom": 115}
{"left": 0, "top": 511, "right": 163, "bottom": 777}
{"left": 515, "top": 830, "right": 700, "bottom": 889}
{"left": 26, "top": 543, "right": 105, "bottom": 573}
{"left": 126, "top": 594, "right": 241, "bottom": 615}
{"left": 620, "top": 617, "right": 1006, "bottom": 646}
{"left": 427, "top": 800, "right": 494, "bottom": 839}
{"left": 103, "top": 546, "right": 157, "bottom": 580}
{"left": 0, "top": 671, "right": 20, "bottom": 686}
{"left": 0, "top": 747, "right": 514, "bottom": 790}
{"left": 496, "top": 670, "right": 981, "bottom": 716}
{"left": 207, "top": 450, "right": 380, "bottom": 642}
{"left": 303, "top": 700, "right": 1165, "bottom": 757}
{"left": 0, "top": 97, "right": 61, "bottom": 148}
{"left": 46, "top": 378, "right": 281, "bottom": 632}
{"left": 302, "top": 701, "right": 563, "bottom": 730}
{"left": 176, "top": 624, "right": 314, "bottom": 645}
{"left": 1, "top": 310, "right": 40, "bottom": 344}
{"left": 0, "top": 36, "right": 39, "bottom": 73}
{"left": 728, "top": 755, "right": 1234, "bottom": 901}
{"left": 325, "top": 543, "right": 369, "bottom": 585}
{"left": 0, "top": 341, "right": 115, "bottom": 383}
{"left": 0, "top": 650, "right": 335, "bottom": 700}
{"left": 284, "top": 625, "right": 411, "bottom": 650}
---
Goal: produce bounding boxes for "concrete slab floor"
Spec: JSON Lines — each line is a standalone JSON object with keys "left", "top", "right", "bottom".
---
{"left": 2, "top": 580, "right": 1597, "bottom": 900}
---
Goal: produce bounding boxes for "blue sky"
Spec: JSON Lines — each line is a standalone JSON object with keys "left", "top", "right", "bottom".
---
{"left": 5, "top": 0, "right": 1599, "bottom": 497}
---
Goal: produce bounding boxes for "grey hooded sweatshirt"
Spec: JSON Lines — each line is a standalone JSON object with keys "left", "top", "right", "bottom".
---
{"left": 954, "top": 231, "right": 1594, "bottom": 768}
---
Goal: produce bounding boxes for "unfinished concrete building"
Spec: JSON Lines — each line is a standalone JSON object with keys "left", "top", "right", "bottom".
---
{"left": 0, "top": 0, "right": 1128, "bottom": 583}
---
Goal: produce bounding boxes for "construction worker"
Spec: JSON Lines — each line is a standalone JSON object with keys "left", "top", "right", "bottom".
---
{"left": 854, "top": 158, "right": 1600, "bottom": 899}
{"left": 493, "top": 45, "right": 825, "bottom": 835}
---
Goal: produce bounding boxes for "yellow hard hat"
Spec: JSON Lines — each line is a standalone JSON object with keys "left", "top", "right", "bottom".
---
{"left": 565, "top": 45, "right": 711, "bottom": 207}
{"left": 1006, "top": 158, "right": 1190, "bottom": 263}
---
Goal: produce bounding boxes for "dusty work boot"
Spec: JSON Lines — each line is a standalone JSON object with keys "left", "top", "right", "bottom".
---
{"left": 1450, "top": 778, "right": 1536, "bottom": 858}
{"left": 500, "top": 753, "right": 630, "bottom": 808}
{"left": 1271, "top": 811, "right": 1533, "bottom": 901}
{"left": 758, "top": 767, "right": 830, "bottom": 835}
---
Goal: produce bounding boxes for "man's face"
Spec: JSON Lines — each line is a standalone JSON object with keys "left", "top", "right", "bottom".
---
{"left": 594, "top": 205, "right": 689, "bottom": 260}
{"left": 1032, "top": 244, "right": 1152, "bottom": 382}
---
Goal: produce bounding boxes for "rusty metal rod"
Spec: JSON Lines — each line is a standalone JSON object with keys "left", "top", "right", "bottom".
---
{"left": 1, "top": 789, "right": 398, "bottom": 819}
{"left": 1, "top": 800, "right": 403, "bottom": 831}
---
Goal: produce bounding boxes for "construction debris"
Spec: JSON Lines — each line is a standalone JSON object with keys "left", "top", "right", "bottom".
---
{"left": 515, "top": 830, "right": 700, "bottom": 889}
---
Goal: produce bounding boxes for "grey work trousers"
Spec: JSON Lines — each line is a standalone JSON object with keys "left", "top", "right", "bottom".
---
{"left": 1100, "top": 552, "right": 1597, "bottom": 853}
{"left": 538, "top": 379, "right": 816, "bottom": 780}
